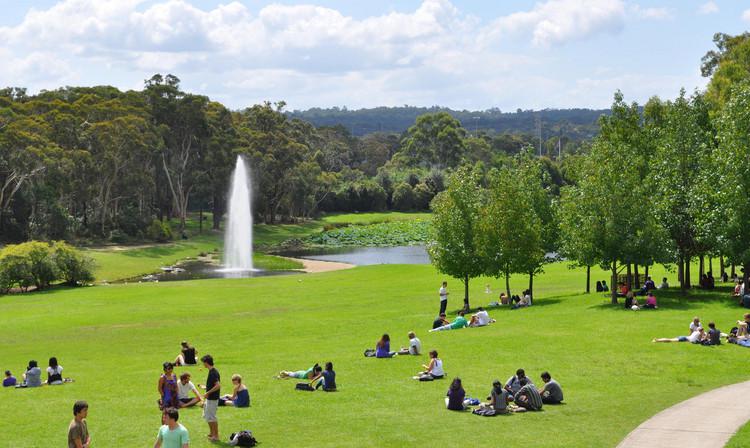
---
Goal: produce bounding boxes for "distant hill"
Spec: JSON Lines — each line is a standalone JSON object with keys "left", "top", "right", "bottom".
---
{"left": 287, "top": 106, "right": 609, "bottom": 139}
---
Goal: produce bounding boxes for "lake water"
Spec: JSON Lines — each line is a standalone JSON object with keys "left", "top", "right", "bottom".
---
{"left": 278, "top": 245, "right": 430, "bottom": 265}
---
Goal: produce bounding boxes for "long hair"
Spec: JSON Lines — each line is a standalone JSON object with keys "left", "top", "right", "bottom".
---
{"left": 450, "top": 377, "right": 462, "bottom": 391}
{"left": 49, "top": 357, "right": 58, "bottom": 368}
{"left": 377, "top": 334, "right": 390, "bottom": 348}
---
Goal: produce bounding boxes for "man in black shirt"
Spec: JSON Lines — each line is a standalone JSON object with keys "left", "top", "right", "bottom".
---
{"left": 201, "top": 354, "right": 220, "bottom": 442}
{"left": 432, "top": 313, "right": 448, "bottom": 329}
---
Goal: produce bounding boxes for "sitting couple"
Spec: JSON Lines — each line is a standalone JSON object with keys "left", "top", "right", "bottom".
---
{"left": 278, "top": 362, "right": 336, "bottom": 391}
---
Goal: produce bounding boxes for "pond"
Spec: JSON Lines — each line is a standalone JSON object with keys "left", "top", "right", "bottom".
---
{"left": 277, "top": 245, "right": 430, "bottom": 265}
{"left": 120, "top": 260, "right": 300, "bottom": 283}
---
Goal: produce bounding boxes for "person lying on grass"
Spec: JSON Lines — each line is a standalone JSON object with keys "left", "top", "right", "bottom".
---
{"left": 219, "top": 374, "right": 249, "bottom": 407}
{"left": 277, "top": 363, "right": 320, "bottom": 380}
{"left": 432, "top": 313, "right": 449, "bottom": 329}
{"left": 413, "top": 350, "right": 444, "bottom": 381}
{"left": 429, "top": 311, "right": 469, "bottom": 332}
{"left": 469, "top": 307, "right": 495, "bottom": 327}
{"left": 653, "top": 327, "right": 705, "bottom": 343}
{"left": 398, "top": 331, "right": 422, "bottom": 355}
{"left": 445, "top": 377, "right": 467, "bottom": 411}
{"left": 176, "top": 373, "right": 201, "bottom": 408}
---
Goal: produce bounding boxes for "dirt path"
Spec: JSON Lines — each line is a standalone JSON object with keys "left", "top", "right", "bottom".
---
{"left": 283, "top": 257, "right": 355, "bottom": 273}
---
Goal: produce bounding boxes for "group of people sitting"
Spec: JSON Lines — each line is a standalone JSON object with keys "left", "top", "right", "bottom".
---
{"left": 4, "top": 357, "right": 70, "bottom": 388}
{"left": 653, "top": 316, "right": 722, "bottom": 345}
{"left": 446, "top": 368, "right": 564, "bottom": 415}
{"left": 430, "top": 308, "right": 496, "bottom": 332}
{"left": 492, "top": 290, "right": 533, "bottom": 309}
{"left": 159, "top": 341, "right": 250, "bottom": 410}
{"left": 276, "top": 362, "right": 337, "bottom": 391}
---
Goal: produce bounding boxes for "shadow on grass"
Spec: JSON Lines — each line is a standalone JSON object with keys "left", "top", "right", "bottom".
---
{"left": 586, "top": 287, "right": 746, "bottom": 311}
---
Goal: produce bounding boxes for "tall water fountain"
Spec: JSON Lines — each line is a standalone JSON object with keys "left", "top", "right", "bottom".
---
{"left": 223, "top": 156, "right": 254, "bottom": 271}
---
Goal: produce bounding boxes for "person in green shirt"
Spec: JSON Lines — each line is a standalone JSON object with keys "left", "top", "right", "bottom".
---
{"left": 154, "top": 407, "right": 190, "bottom": 448}
{"left": 429, "top": 311, "right": 469, "bottom": 332}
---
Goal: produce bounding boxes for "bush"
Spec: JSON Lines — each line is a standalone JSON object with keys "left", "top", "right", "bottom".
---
{"left": 147, "top": 219, "right": 172, "bottom": 243}
{"left": 0, "top": 241, "right": 95, "bottom": 293}
{"left": 392, "top": 182, "right": 415, "bottom": 211}
{"left": 413, "top": 183, "right": 434, "bottom": 210}
{"left": 51, "top": 241, "right": 95, "bottom": 286}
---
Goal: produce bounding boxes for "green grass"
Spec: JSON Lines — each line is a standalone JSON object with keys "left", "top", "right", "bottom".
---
{"left": 727, "top": 421, "right": 750, "bottom": 447}
{"left": 1, "top": 262, "right": 749, "bottom": 447}
{"left": 320, "top": 211, "right": 431, "bottom": 225}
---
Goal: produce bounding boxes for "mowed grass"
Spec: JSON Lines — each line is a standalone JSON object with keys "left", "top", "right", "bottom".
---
{"left": 320, "top": 211, "right": 431, "bottom": 225}
{"left": 1, "top": 262, "right": 749, "bottom": 447}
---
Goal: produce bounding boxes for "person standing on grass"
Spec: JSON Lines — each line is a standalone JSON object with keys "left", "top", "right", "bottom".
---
{"left": 68, "top": 400, "right": 90, "bottom": 448}
{"left": 439, "top": 281, "right": 449, "bottom": 315}
{"left": 201, "top": 355, "right": 220, "bottom": 442}
{"left": 154, "top": 407, "right": 189, "bottom": 448}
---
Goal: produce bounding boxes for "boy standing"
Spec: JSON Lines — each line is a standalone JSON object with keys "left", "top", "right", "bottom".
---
{"left": 201, "top": 355, "right": 220, "bottom": 442}
{"left": 68, "top": 400, "right": 90, "bottom": 448}
{"left": 154, "top": 407, "right": 190, "bottom": 448}
{"left": 439, "top": 281, "right": 448, "bottom": 314}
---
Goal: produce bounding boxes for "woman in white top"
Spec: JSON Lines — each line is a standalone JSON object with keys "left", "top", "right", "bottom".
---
{"left": 653, "top": 328, "right": 705, "bottom": 343}
{"left": 46, "top": 357, "right": 63, "bottom": 385}
{"left": 414, "top": 350, "right": 444, "bottom": 381}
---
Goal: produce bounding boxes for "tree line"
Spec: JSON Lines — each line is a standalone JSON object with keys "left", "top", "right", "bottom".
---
{"left": 428, "top": 32, "right": 750, "bottom": 307}
{"left": 0, "top": 75, "right": 581, "bottom": 244}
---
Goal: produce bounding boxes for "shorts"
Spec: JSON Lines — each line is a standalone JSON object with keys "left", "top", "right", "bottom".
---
{"left": 203, "top": 399, "right": 218, "bottom": 422}
{"left": 677, "top": 336, "right": 688, "bottom": 342}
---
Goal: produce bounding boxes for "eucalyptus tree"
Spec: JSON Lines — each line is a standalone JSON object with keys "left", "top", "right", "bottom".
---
{"left": 428, "top": 165, "right": 485, "bottom": 311}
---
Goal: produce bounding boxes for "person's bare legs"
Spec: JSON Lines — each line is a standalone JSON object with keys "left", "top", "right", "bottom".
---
{"left": 652, "top": 338, "right": 679, "bottom": 342}
{"left": 208, "top": 421, "right": 219, "bottom": 441}
{"left": 179, "top": 398, "right": 200, "bottom": 408}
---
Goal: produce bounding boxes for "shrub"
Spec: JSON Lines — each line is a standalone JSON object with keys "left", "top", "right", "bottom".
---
{"left": 0, "top": 241, "right": 58, "bottom": 290}
{"left": 147, "top": 219, "right": 172, "bottom": 242}
{"left": 392, "top": 182, "right": 415, "bottom": 211}
{"left": 51, "top": 241, "right": 95, "bottom": 286}
{"left": 413, "top": 183, "right": 434, "bottom": 210}
{"left": 0, "top": 254, "right": 33, "bottom": 293}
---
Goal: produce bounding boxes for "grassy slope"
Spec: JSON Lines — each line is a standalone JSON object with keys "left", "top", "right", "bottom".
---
{"left": 0, "top": 262, "right": 748, "bottom": 447}
{"left": 320, "top": 212, "right": 431, "bottom": 225}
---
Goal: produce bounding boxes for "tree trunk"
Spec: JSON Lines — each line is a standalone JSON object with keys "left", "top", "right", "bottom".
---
{"left": 586, "top": 265, "right": 591, "bottom": 293}
{"left": 709, "top": 257, "right": 713, "bottom": 276}
{"left": 505, "top": 271, "right": 511, "bottom": 299}
{"left": 685, "top": 256, "right": 692, "bottom": 289}
{"left": 212, "top": 194, "right": 222, "bottom": 230}
{"left": 720, "top": 256, "right": 725, "bottom": 277}
{"left": 528, "top": 271, "right": 534, "bottom": 302}
{"left": 678, "top": 255, "right": 684, "bottom": 285}
{"left": 732, "top": 263, "right": 736, "bottom": 278}
{"left": 611, "top": 261, "right": 618, "bottom": 304}
{"left": 634, "top": 264, "right": 640, "bottom": 289}
{"left": 699, "top": 255, "right": 705, "bottom": 278}
{"left": 199, "top": 207, "right": 203, "bottom": 234}
{"left": 626, "top": 264, "right": 632, "bottom": 289}
{"left": 744, "top": 263, "right": 750, "bottom": 298}
{"left": 645, "top": 264, "right": 649, "bottom": 280}
{"left": 463, "top": 274, "right": 470, "bottom": 312}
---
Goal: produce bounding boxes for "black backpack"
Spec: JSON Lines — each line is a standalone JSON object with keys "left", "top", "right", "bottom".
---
{"left": 295, "top": 382, "right": 315, "bottom": 391}
{"left": 230, "top": 430, "right": 257, "bottom": 447}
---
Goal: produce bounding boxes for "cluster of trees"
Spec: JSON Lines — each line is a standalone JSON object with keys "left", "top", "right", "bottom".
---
{"left": 429, "top": 31, "right": 750, "bottom": 306}
{"left": 1, "top": 76, "right": 574, "bottom": 244}
{"left": 0, "top": 240, "right": 94, "bottom": 293}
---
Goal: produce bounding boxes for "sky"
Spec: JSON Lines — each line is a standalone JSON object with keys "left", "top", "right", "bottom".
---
{"left": 0, "top": 0, "right": 746, "bottom": 111}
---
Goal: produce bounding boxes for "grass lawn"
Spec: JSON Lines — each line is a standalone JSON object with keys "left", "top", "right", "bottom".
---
{"left": 1, "top": 262, "right": 749, "bottom": 447}
{"left": 320, "top": 211, "right": 431, "bottom": 225}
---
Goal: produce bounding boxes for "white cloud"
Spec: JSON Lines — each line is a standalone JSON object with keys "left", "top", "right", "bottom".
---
{"left": 481, "top": 0, "right": 626, "bottom": 48}
{"left": 698, "top": 1, "right": 719, "bottom": 15}
{"left": 743, "top": 9, "right": 750, "bottom": 22}
{"left": 630, "top": 5, "right": 673, "bottom": 20}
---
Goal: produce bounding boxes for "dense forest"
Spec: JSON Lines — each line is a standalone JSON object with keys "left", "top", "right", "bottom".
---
{"left": 287, "top": 106, "right": 606, "bottom": 139}
{"left": 0, "top": 74, "right": 583, "bottom": 244}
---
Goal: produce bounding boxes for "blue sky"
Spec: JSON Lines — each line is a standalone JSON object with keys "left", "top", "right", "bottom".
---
{"left": 0, "top": 0, "right": 746, "bottom": 111}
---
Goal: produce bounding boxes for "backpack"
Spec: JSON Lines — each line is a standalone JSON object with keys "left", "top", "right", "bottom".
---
{"left": 229, "top": 430, "right": 257, "bottom": 447}
{"left": 295, "top": 382, "right": 315, "bottom": 391}
{"left": 363, "top": 349, "right": 376, "bottom": 357}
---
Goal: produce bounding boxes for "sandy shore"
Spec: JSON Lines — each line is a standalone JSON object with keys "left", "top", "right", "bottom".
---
{"left": 283, "top": 257, "right": 355, "bottom": 273}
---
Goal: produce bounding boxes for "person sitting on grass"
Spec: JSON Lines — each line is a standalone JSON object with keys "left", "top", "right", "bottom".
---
{"left": 429, "top": 311, "right": 469, "bottom": 332}
{"left": 514, "top": 378, "right": 543, "bottom": 411}
{"left": 643, "top": 292, "right": 658, "bottom": 309}
{"left": 470, "top": 307, "right": 495, "bottom": 327}
{"left": 176, "top": 373, "right": 201, "bottom": 408}
{"left": 374, "top": 334, "right": 397, "bottom": 358}
{"left": 601, "top": 280, "right": 609, "bottom": 292}
{"left": 689, "top": 317, "right": 701, "bottom": 334}
{"left": 313, "top": 362, "right": 336, "bottom": 391}
{"left": 398, "top": 331, "right": 422, "bottom": 355}
{"left": 414, "top": 350, "right": 444, "bottom": 381}
{"left": 499, "top": 292, "right": 510, "bottom": 305}
{"left": 653, "top": 327, "right": 705, "bottom": 343}
{"left": 658, "top": 277, "right": 669, "bottom": 289}
{"left": 158, "top": 362, "right": 179, "bottom": 410}
{"left": 432, "top": 313, "right": 449, "bottom": 329}
{"left": 482, "top": 379, "right": 511, "bottom": 414}
{"left": 46, "top": 357, "right": 64, "bottom": 385}
{"left": 445, "top": 377, "right": 466, "bottom": 411}
{"left": 706, "top": 322, "right": 721, "bottom": 346}
{"left": 3, "top": 370, "right": 17, "bottom": 387}
{"left": 219, "top": 374, "right": 249, "bottom": 407}
{"left": 643, "top": 276, "right": 656, "bottom": 291}
{"left": 277, "top": 363, "right": 320, "bottom": 379}
{"left": 624, "top": 291, "right": 636, "bottom": 309}
{"left": 175, "top": 341, "right": 198, "bottom": 367}
{"left": 505, "top": 369, "right": 531, "bottom": 396}
{"left": 538, "top": 371, "right": 563, "bottom": 404}
{"left": 22, "top": 360, "right": 42, "bottom": 388}
{"left": 596, "top": 281, "right": 603, "bottom": 292}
